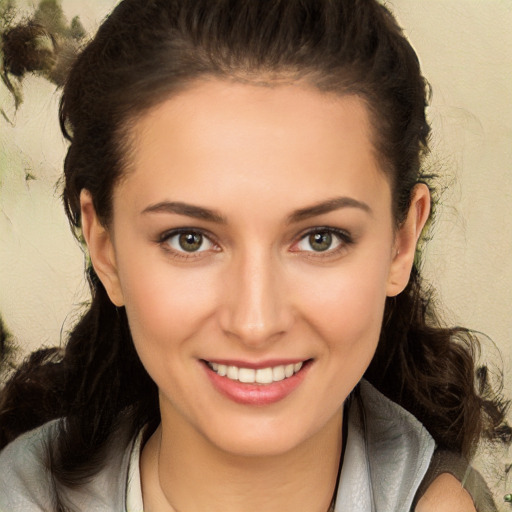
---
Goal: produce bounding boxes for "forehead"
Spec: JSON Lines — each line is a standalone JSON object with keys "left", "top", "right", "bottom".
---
{"left": 115, "top": 80, "right": 390, "bottom": 217}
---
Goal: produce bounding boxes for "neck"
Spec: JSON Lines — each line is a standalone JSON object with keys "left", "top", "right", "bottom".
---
{"left": 140, "top": 404, "right": 343, "bottom": 512}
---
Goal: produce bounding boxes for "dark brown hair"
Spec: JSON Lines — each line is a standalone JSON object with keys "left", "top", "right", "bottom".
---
{"left": 0, "top": 0, "right": 508, "bottom": 504}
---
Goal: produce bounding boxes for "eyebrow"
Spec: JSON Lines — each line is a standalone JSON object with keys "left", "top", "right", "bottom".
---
{"left": 286, "top": 196, "right": 372, "bottom": 224}
{"left": 142, "top": 196, "right": 371, "bottom": 224}
{"left": 142, "top": 201, "right": 227, "bottom": 224}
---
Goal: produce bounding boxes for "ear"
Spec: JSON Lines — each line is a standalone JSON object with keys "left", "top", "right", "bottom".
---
{"left": 80, "top": 190, "right": 125, "bottom": 306}
{"left": 386, "top": 184, "right": 431, "bottom": 297}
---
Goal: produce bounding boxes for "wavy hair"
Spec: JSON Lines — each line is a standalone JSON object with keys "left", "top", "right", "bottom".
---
{"left": 0, "top": 0, "right": 509, "bottom": 504}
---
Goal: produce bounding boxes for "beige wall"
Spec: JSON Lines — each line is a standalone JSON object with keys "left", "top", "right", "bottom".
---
{"left": 390, "top": 0, "right": 512, "bottom": 375}
{"left": 387, "top": 2, "right": 512, "bottom": 500}
{"left": 1, "top": 0, "right": 511, "bottom": 501}
{"left": 1, "top": 0, "right": 118, "bottom": 352}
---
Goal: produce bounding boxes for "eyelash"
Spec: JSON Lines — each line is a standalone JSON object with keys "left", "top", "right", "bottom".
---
{"left": 157, "top": 226, "right": 354, "bottom": 260}
{"left": 158, "top": 228, "right": 220, "bottom": 260}
{"left": 291, "top": 227, "right": 354, "bottom": 257}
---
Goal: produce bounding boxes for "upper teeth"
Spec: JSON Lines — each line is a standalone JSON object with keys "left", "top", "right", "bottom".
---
{"left": 208, "top": 362, "right": 303, "bottom": 384}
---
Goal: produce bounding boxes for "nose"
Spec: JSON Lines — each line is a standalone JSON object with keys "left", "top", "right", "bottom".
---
{"left": 218, "top": 248, "right": 293, "bottom": 348}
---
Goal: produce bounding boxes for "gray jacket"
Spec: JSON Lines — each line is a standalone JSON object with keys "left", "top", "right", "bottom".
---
{"left": 0, "top": 380, "right": 492, "bottom": 511}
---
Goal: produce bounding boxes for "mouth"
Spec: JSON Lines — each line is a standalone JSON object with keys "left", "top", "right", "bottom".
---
{"left": 204, "top": 360, "right": 307, "bottom": 385}
{"left": 202, "top": 358, "right": 311, "bottom": 405}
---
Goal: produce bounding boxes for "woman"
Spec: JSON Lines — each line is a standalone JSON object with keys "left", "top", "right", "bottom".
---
{"left": 0, "top": 0, "right": 507, "bottom": 510}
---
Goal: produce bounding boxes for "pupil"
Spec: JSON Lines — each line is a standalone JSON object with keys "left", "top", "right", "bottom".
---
{"left": 310, "top": 232, "right": 332, "bottom": 251}
{"left": 179, "top": 232, "right": 202, "bottom": 252}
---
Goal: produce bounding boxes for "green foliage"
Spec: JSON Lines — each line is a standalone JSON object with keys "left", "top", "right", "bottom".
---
{"left": 0, "top": 0, "right": 87, "bottom": 116}
{"left": 33, "top": 0, "right": 86, "bottom": 41}
{"left": 0, "top": 0, "right": 16, "bottom": 30}
{"left": 70, "top": 16, "right": 86, "bottom": 41}
{"left": 33, "top": 0, "right": 67, "bottom": 36}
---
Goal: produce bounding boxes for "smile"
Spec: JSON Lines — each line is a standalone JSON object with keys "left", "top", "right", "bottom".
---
{"left": 206, "top": 361, "right": 304, "bottom": 384}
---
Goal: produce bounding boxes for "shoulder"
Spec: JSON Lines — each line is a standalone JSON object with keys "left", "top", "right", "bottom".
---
{"left": 415, "top": 473, "right": 477, "bottom": 512}
{"left": 355, "top": 383, "right": 494, "bottom": 512}
{"left": 0, "top": 420, "right": 59, "bottom": 510}
{"left": 0, "top": 417, "right": 138, "bottom": 511}
{"left": 413, "top": 449, "right": 497, "bottom": 512}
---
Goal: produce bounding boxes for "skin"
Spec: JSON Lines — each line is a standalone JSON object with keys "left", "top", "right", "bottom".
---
{"left": 80, "top": 80, "right": 473, "bottom": 511}
{"left": 417, "top": 474, "right": 477, "bottom": 512}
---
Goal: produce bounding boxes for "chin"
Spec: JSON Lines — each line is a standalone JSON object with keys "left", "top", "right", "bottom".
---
{"left": 200, "top": 410, "right": 341, "bottom": 459}
{"left": 207, "top": 428, "right": 308, "bottom": 458}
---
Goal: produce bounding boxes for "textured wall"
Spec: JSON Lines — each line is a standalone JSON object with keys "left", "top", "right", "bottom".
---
{"left": 1, "top": 0, "right": 117, "bottom": 351}
{"left": 392, "top": 0, "right": 512, "bottom": 379}
{"left": 391, "top": 2, "right": 512, "bottom": 503}
{"left": 1, "top": 0, "right": 511, "bottom": 504}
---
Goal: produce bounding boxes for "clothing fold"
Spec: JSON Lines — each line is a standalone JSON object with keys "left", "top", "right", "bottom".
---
{"left": 0, "top": 379, "right": 495, "bottom": 512}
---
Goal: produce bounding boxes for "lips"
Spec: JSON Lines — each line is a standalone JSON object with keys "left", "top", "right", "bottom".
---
{"left": 202, "top": 359, "right": 311, "bottom": 405}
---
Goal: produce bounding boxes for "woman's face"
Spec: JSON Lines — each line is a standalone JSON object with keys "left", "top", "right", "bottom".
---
{"left": 83, "top": 80, "right": 427, "bottom": 457}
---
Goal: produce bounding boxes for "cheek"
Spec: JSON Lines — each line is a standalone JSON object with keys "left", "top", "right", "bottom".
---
{"left": 297, "top": 259, "right": 390, "bottom": 340}
{"left": 300, "top": 265, "right": 389, "bottom": 401}
{"left": 115, "top": 251, "right": 219, "bottom": 353}
{"left": 118, "top": 262, "right": 222, "bottom": 409}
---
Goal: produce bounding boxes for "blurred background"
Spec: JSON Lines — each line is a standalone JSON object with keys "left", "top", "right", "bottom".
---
{"left": 1, "top": 0, "right": 511, "bottom": 506}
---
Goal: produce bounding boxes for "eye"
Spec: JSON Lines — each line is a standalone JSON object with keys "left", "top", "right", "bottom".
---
{"left": 293, "top": 228, "right": 352, "bottom": 254}
{"left": 299, "top": 231, "right": 337, "bottom": 252}
{"left": 162, "top": 230, "right": 216, "bottom": 253}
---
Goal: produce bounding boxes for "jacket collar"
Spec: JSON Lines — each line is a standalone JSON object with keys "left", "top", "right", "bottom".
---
{"left": 335, "top": 379, "right": 435, "bottom": 512}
